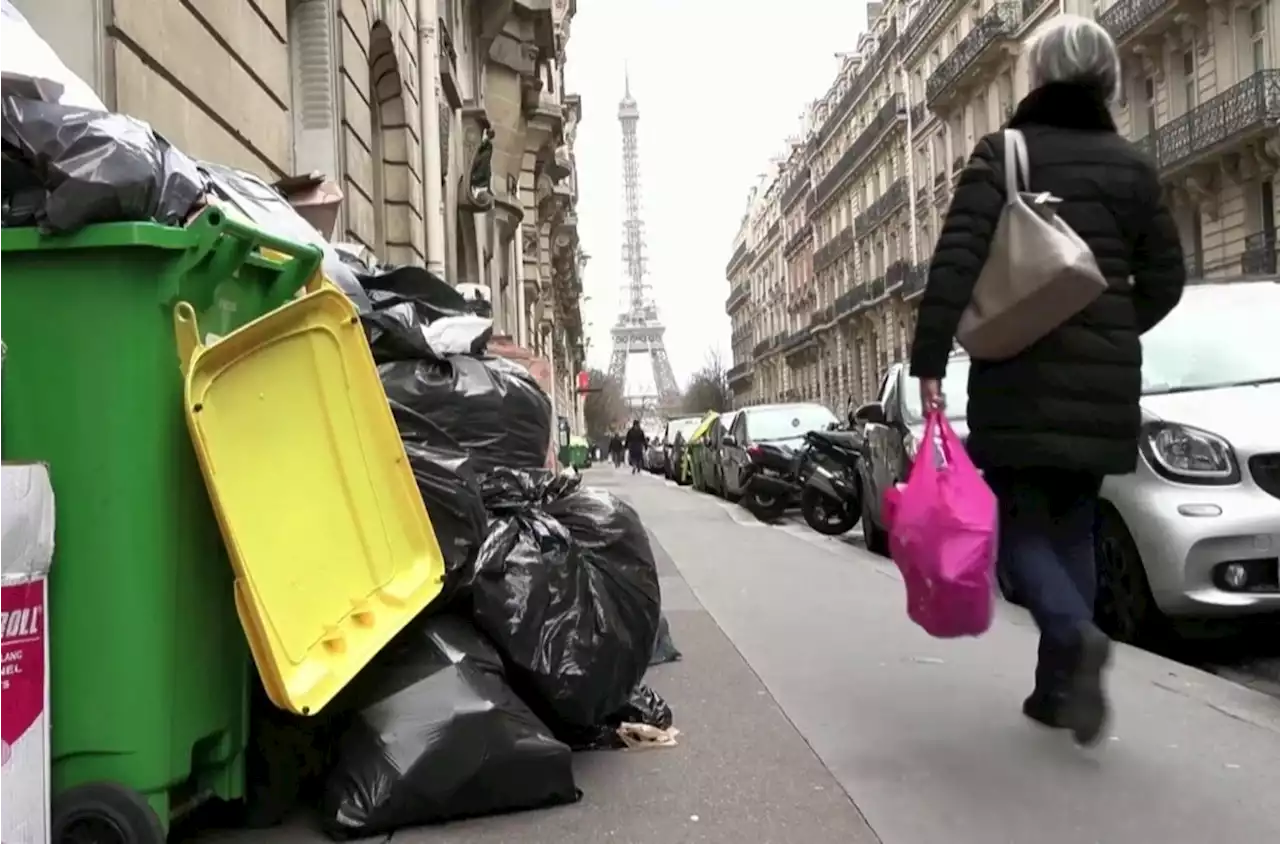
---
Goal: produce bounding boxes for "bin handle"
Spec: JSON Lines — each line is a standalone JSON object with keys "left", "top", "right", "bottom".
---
{"left": 177, "top": 208, "right": 324, "bottom": 303}
{"left": 173, "top": 301, "right": 202, "bottom": 373}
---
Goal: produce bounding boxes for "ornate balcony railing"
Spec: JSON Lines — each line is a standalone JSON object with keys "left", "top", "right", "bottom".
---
{"left": 1152, "top": 70, "right": 1280, "bottom": 174}
{"left": 926, "top": 3, "right": 1022, "bottom": 104}
{"left": 952, "top": 156, "right": 964, "bottom": 175}
{"left": 933, "top": 170, "right": 946, "bottom": 189}
{"left": 866, "top": 274, "right": 887, "bottom": 302}
{"left": 814, "top": 94, "right": 907, "bottom": 207}
{"left": 855, "top": 177, "right": 908, "bottom": 236}
{"left": 904, "top": 0, "right": 964, "bottom": 61}
{"left": 783, "top": 329, "right": 813, "bottom": 354}
{"left": 885, "top": 259, "right": 913, "bottom": 291}
{"left": 781, "top": 172, "right": 811, "bottom": 210}
{"left": 902, "top": 262, "right": 928, "bottom": 298}
{"left": 726, "top": 284, "right": 751, "bottom": 313}
{"left": 1021, "top": 0, "right": 1051, "bottom": 20}
{"left": 835, "top": 285, "right": 862, "bottom": 317}
{"left": 784, "top": 224, "right": 811, "bottom": 256}
{"left": 915, "top": 184, "right": 931, "bottom": 210}
{"left": 814, "top": 226, "right": 855, "bottom": 273}
{"left": 1097, "top": 0, "right": 1174, "bottom": 45}
{"left": 727, "top": 362, "right": 753, "bottom": 382}
{"left": 1242, "top": 229, "right": 1278, "bottom": 276}
{"left": 805, "top": 191, "right": 818, "bottom": 218}
{"left": 812, "top": 18, "right": 900, "bottom": 148}
{"left": 725, "top": 243, "right": 750, "bottom": 276}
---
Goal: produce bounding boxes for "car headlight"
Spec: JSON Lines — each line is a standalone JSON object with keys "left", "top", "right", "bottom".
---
{"left": 1139, "top": 421, "right": 1240, "bottom": 485}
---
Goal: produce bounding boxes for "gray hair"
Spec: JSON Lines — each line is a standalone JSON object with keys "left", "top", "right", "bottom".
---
{"left": 1027, "top": 15, "right": 1121, "bottom": 103}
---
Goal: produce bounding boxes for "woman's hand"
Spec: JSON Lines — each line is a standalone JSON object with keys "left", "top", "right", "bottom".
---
{"left": 920, "top": 378, "right": 945, "bottom": 413}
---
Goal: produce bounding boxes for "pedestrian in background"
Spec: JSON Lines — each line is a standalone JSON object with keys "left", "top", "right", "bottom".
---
{"left": 609, "top": 432, "right": 625, "bottom": 468}
{"left": 908, "top": 15, "right": 1185, "bottom": 745}
{"left": 625, "top": 419, "right": 647, "bottom": 474}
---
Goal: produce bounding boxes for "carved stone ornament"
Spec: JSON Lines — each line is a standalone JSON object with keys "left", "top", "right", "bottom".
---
{"left": 522, "top": 225, "right": 539, "bottom": 259}
{"left": 457, "top": 104, "right": 495, "bottom": 213}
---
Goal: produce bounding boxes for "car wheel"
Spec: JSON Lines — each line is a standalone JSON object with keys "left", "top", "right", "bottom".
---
{"left": 1094, "top": 505, "right": 1166, "bottom": 645}
{"left": 744, "top": 489, "right": 785, "bottom": 520}
{"left": 860, "top": 487, "right": 890, "bottom": 556}
{"left": 801, "top": 488, "right": 859, "bottom": 535}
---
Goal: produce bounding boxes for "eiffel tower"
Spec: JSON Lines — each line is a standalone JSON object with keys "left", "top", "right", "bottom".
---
{"left": 607, "top": 71, "right": 679, "bottom": 419}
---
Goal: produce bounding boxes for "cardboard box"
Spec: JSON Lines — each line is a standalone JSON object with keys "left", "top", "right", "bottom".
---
{"left": 2, "top": 463, "right": 56, "bottom": 844}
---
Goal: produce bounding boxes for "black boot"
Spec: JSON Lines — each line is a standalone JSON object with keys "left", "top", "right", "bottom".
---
{"left": 1023, "top": 637, "right": 1070, "bottom": 729}
{"left": 1059, "top": 622, "right": 1112, "bottom": 746}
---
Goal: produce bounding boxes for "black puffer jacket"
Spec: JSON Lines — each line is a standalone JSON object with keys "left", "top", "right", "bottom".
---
{"left": 909, "top": 83, "right": 1186, "bottom": 476}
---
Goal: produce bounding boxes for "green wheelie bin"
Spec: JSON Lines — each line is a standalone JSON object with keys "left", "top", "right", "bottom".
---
{"left": 0, "top": 207, "right": 322, "bottom": 843}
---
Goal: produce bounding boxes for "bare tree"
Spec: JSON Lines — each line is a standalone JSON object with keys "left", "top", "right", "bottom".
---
{"left": 583, "top": 369, "right": 628, "bottom": 440}
{"left": 681, "top": 349, "right": 733, "bottom": 414}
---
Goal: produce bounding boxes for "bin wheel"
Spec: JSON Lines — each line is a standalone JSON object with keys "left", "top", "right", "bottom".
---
{"left": 52, "top": 783, "right": 166, "bottom": 844}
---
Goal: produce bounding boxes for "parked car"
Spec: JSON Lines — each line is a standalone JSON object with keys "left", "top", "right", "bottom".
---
{"left": 720, "top": 403, "right": 839, "bottom": 512}
{"left": 856, "top": 279, "right": 1280, "bottom": 643}
{"left": 645, "top": 437, "right": 666, "bottom": 474}
{"left": 691, "top": 411, "right": 739, "bottom": 495}
{"left": 658, "top": 415, "right": 703, "bottom": 480}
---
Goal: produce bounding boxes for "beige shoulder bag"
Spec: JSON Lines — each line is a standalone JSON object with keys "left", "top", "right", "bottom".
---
{"left": 956, "top": 129, "right": 1108, "bottom": 361}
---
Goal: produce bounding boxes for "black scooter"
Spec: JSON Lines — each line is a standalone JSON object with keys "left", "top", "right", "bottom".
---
{"left": 739, "top": 441, "right": 801, "bottom": 520}
{"left": 796, "top": 421, "right": 863, "bottom": 536}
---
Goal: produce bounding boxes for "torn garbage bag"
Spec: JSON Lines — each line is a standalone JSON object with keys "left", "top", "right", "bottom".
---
{"left": 362, "top": 304, "right": 490, "bottom": 362}
{"left": 468, "top": 469, "right": 662, "bottom": 729}
{"left": 1, "top": 97, "right": 204, "bottom": 233}
{"left": 559, "top": 683, "right": 675, "bottom": 751}
{"left": 389, "top": 400, "right": 488, "bottom": 577}
{"left": 379, "top": 354, "right": 552, "bottom": 475}
{"left": 320, "top": 614, "right": 580, "bottom": 839}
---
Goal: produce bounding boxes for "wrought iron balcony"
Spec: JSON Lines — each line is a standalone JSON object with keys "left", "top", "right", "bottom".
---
{"left": 926, "top": 3, "right": 1022, "bottom": 105}
{"left": 726, "top": 284, "right": 751, "bottom": 313}
{"left": 752, "top": 336, "right": 773, "bottom": 356}
{"left": 784, "top": 224, "right": 811, "bottom": 256}
{"left": 1242, "top": 229, "right": 1278, "bottom": 276}
{"left": 933, "top": 170, "right": 946, "bottom": 189}
{"left": 727, "top": 362, "right": 753, "bottom": 383}
{"left": 814, "top": 225, "right": 855, "bottom": 273}
{"left": 902, "top": 262, "right": 928, "bottom": 298}
{"left": 781, "top": 171, "right": 811, "bottom": 210}
{"left": 726, "top": 243, "right": 750, "bottom": 276}
{"left": 767, "top": 220, "right": 781, "bottom": 241}
{"left": 783, "top": 329, "right": 813, "bottom": 354}
{"left": 855, "top": 177, "right": 908, "bottom": 236}
{"left": 1097, "top": 0, "right": 1179, "bottom": 46}
{"left": 805, "top": 191, "right": 818, "bottom": 219}
{"left": 915, "top": 184, "right": 930, "bottom": 210}
{"left": 885, "top": 259, "right": 912, "bottom": 291}
{"left": 1150, "top": 70, "right": 1280, "bottom": 175}
{"left": 813, "top": 94, "right": 907, "bottom": 207}
{"left": 866, "top": 274, "right": 887, "bottom": 302}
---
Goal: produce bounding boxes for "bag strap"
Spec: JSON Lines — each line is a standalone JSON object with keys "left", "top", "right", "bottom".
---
{"left": 1001, "top": 128, "right": 1030, "bottom": 204}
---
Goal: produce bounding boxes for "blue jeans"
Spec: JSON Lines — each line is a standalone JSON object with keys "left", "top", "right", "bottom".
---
{"left": 985, "top": 469, "right": 1101, "bottom": 660}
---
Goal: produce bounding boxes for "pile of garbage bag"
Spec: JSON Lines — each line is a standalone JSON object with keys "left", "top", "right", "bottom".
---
{"left": 2, "top": 12, "right": 681, "bottom": 837}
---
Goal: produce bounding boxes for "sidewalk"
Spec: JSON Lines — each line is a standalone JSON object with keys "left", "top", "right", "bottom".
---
{"left": 615, "top": 472, "right": 1280, "bottom": 844}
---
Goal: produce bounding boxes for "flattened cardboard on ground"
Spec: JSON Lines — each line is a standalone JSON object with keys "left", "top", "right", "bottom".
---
{"left": 2, "top": 461, "right": 56, "bottom": 844}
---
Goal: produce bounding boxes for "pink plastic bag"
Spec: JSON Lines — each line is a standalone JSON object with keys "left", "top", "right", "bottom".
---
{"left": 883, "top": 410, "right": 997, "bottom": 638}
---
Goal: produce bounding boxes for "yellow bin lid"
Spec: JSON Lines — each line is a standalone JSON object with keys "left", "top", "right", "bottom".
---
{"left": 174, "top": 285, "right": 445, "bottom": 715}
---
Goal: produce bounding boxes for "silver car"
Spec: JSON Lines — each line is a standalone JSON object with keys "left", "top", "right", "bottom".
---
{"left": 856, "top": 280, "right": 1280, "bottom": 643}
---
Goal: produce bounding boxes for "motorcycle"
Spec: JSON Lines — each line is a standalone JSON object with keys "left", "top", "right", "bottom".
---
{"left": 740, "top": 441, "right": 801, "bottom": 520}
{"left": 796, "top": 422, "right": 864, "bottom": 536}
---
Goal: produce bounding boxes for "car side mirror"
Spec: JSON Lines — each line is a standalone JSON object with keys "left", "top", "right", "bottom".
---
{"left": 853, "top": 401, "right": 887, "bottom": 425}
{"left": 721, "top": 435, "right": 738, "bottom": 448}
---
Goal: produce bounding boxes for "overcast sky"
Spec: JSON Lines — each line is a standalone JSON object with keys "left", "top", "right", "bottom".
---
{"left": 565, "top": 1, "right": 868, "bottom": 388}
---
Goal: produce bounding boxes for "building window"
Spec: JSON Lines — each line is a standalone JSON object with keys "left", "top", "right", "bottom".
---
{"left": 1143, "top": 76, "right": 1157, "bottom": 135}
{"left": 1248, "top": 4, "right": 1268, "bottom": 73}
{"left": 1181, "top": 48, "right": 1196, "bottom": 113}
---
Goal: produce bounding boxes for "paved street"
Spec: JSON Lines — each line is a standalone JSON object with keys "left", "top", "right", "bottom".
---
{"left": 195, "top": 466, "right": 1280, "bottom": 844}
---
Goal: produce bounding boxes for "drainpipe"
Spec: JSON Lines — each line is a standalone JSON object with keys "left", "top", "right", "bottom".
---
{"left": 418, "top": 0, "right": 447, "bottom": 277}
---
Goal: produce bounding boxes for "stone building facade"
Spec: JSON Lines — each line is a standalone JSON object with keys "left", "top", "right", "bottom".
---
{"left": 17, "top": 0, "right": 587, "bottom": 430}
{"left": 726, "top": 0, "right": 1278, "bottom": 411}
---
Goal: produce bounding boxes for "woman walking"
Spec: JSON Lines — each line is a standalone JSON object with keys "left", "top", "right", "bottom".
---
{"left": 908, "top": 16, "right": 1185, "bottom": 745}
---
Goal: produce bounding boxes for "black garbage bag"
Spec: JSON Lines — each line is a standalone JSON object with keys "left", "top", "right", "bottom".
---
{"left": 362, "top": 302, "right": 491, "bottom": 363}
{"left": 1, "top": 149, "right": 45, "bottom": 227}
{"left": 320, "top": 614, "right": 580, "bottom": 839}
{"left": 379, "top": 354, "right": 552, "bottom": 475}
{"left": 1, "top": 96, "right": 204, "bottom": 233}
{"left": 558, "top": 683, "right": 675, "bottom": 751}
{"left": 357, "top": 264, "right": 468, "bottom": 323}
{"left": 389, "top": 400, "right": 488, "bottom": 577}
{"left": 651, "top": 613, "right": 683, "bottom": 666}
{"left": 242, "top": 682, "right": 340, "bottom": 828}
{"left": 467, "top": 469, "right": 662, "bottom": 729}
